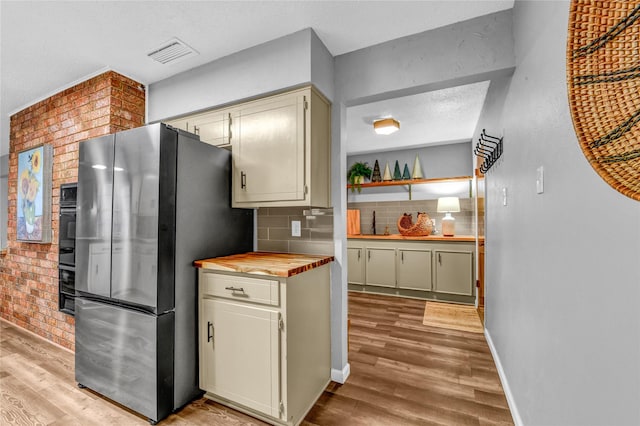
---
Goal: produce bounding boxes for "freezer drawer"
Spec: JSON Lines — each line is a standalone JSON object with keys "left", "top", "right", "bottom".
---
{"left": 75, "top": 298, "right": 174, "bottom": 423}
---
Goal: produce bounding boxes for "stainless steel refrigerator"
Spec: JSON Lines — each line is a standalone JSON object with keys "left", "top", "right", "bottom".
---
{"left": 75, "top": 123, "right": 253, "bottom": 424}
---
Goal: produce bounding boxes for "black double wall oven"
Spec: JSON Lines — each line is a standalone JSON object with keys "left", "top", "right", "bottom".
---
{"left": 58, "top": 183, "right": 77, "bottom": 315}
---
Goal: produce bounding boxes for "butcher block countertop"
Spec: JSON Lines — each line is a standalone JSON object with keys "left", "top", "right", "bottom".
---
{"left": 194, "top": 252, "right": 334, "bottom": 278}
{"left": 348, "top": 234, "right": 483, "bottom": 242}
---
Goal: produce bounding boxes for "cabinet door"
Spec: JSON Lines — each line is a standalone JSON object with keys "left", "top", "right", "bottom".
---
{"left": 165, "top": 117, "right": 189, "bottom": 132}
{"left": 434, "top": 251, "right": 473, "bottom": 296}
{"left": 233, "top": 93, "right": 305, "bottom": 204}
{"left": 365, "top": 248, "right": 396, "bottom": 288}
{"left": 347, "top": 247, "right": 365, "bottom": 285}
{"left": 192, "top": 110, "right": 236, "bottom": 147}
{"left": 200, "top": 299, "right": 281, "bottom": 418}
{"left": 397, "top": 249, "right": 432, "bottom": 291}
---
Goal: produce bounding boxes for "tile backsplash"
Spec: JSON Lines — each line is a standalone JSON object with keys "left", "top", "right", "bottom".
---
{"left": 257, "top": 207, "right": 334, "bottom": 255}
{"left": 348, "top": 199, "right": 482, "bottom": 236}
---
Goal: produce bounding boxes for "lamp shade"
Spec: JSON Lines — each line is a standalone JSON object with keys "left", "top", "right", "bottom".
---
{"left": 373, "top": 118, "right": 400, "bottom": 135}
{"left": 437, "top": 197, "right": 460, "bottom": 213}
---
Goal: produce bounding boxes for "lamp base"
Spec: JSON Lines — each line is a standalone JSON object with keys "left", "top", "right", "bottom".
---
{"left": 441, "top": 213, "right": 455, "bottom": 236}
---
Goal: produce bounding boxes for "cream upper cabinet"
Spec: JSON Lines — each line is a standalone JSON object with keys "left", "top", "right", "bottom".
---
{"left": 191, "top": 110, "right": 236, "bottom": 148}
{"left": 233, "top": 92, "right": 305, "bottom": 204}
{"left": 232, "top": 86, "right": 331, "bottom": 208}
{"left": 165, "top": 109, "right": 237, "bottom": 148}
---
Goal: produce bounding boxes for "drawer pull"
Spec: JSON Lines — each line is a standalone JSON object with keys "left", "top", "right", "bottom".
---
{"left": 225, "top": 286, "right": 245, "bottom": 293}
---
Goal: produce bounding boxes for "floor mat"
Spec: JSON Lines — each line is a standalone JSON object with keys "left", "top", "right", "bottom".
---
{"left": 422, "top": 301, "right": 484, "bottom": 333}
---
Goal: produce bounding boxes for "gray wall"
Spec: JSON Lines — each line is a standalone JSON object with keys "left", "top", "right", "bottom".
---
{"left": 346, "top": 143, "right": 474, "bottom": 202}
{"left": 0, "top": 154, "right": 7, "bottom": 249}
{"left": 485, "top": 1, "right": 640, "bottom": 425}
{"left": 348, "top": 142, "right": 472, "bottom": 180}
{"left": 332, "top": 9, "right": 515, "bottom": 382}
{"left": 146, "top": 27, "right": 350, "bottom": 380}
{"left": 148, "top": 28, "right": 334, "bottom": 122}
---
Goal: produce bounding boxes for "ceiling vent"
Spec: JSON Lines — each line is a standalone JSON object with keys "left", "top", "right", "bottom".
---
{"left": 147, "top": 38, "right": 198, "bottom": 65}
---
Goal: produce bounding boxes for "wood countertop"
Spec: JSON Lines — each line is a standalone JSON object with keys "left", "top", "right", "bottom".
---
{"left": 348, "top": 234, "right": 483, "bottom": 242}
{"left": 194, "top": 252, "right": 334, "bottom": 278}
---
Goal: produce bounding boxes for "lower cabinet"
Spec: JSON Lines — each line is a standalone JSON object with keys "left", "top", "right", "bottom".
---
{"left": 347, "top": 247, "right": 364, "bottom": 285}
{"left": 198, "top": 265, "right": 331, "bottom": 425}
{"left": 397, "top": 249, "right": 432, "bottom": 291}
{"left": 347, "top": 239, "right": 475, "bottom": 303}
{"left": 365, "top": 248, "right": 396, "bottom": 287}
{"left": 434, "top": 250, "right": 473, "bottom": 296}
{"left": 200, "top": 299, "right": 281, "bottom": 418}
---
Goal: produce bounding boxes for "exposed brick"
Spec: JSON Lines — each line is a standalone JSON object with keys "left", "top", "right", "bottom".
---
{"left": 0, "top": 71, "right": 145, "bottom": 351}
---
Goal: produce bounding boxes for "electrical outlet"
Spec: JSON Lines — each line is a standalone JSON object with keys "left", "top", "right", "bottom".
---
{"left": 291, "top": 220, "right": 301, "bottom": 237}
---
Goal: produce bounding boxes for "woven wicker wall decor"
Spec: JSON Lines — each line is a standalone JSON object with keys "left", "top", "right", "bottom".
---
{"left": 567, "top": 1, "right": 640, "bottom": 201}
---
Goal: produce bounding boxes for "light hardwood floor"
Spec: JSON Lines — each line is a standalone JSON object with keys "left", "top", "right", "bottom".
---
{"left": 0, "top": 292, "right": 512, "bottom": 425}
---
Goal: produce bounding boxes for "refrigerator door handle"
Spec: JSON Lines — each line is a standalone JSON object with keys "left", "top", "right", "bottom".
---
{"left": 207, "top": 321, "right": 214, "bottom": 343}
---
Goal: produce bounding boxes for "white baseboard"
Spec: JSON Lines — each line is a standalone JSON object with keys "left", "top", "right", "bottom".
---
{"left": 485, "top": 328, "right": 523, "bottom": 426}
{"left": 330, "top": 363, "right": 350, "bottom": 384}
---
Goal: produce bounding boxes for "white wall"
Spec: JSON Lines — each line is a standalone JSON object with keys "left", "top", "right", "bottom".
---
{"left": 485, "top": 1, "right": 640, "bottom": 425}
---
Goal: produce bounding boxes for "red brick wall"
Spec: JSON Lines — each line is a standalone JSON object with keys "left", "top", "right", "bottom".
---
{"left": 0, "top": 71, "right": 145, "bottom": 350}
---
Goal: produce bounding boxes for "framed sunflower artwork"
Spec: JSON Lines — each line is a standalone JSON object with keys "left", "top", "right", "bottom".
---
{"left": 17, "top": 144, "right": 53, "bottom": 243}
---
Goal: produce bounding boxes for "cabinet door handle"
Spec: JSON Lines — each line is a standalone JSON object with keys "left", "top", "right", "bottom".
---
{"left": 228, "top": 113, "right": 233, "bottom": 140}
{"left": 438, "top": 253, "right": 442, "bottom": 265}
{"left": 368, "top": 250, "right": 371, "bottom": 261}
{"left": 207, "top": 321, "right": 214, "bottom": 343}
{"left": 193, "top": 125, "right": 200, "bottom": 135}
{"left": 401, "top": 251, "right": 404, "bottom": 263}
{"left": 241, "top": 171, "right": 247, "bottom": 189}
{"left": 224, "top": 286, "right": 245, "bottom": 293}
{"left": 357, "top": 250, "right": 361, "bottom": 261}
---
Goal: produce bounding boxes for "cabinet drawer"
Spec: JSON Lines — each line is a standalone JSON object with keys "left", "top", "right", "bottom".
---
{"left": 201, "top": 272, "right": 279, "bottom": 306}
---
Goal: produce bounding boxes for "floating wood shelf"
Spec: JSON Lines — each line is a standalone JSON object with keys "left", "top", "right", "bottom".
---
{"left": 347, "top": 175, "right": 475, "bottom": 200}
{"left": 347, "top": 175, "right": 473, "bottom": 189}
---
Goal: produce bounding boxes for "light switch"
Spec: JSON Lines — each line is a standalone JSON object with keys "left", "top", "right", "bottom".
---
{"left": 291, "top": 220, "right": 301, "bottom": 237}
{"left": 502, "top": 187, "right": 508, "bottom": 206}
{"left": 536, "top": 166, "right": 544, "bottom": 194}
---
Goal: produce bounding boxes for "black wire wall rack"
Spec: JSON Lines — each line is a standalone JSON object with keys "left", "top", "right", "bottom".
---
{"left": 474, "top": 129, "right": 503, "bottom": 173}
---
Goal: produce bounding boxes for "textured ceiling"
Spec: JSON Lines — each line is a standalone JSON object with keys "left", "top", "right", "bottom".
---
{"left": 346, "top": 81, "right": 491, "bottom": 155}
{"left": 0, "top": 1, "right": 514, "bottom": 156}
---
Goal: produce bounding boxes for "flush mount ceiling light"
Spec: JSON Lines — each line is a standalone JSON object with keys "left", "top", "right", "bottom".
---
{"left": 147, "top": 38, "right": 198, "bottom": 65}
{"left": 373, "top": 118, "right": 400, "bottom": 135}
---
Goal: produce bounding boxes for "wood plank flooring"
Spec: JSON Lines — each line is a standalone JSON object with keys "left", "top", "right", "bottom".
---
{"left": 0, "top": 292, "right": 512, "bottom": 425}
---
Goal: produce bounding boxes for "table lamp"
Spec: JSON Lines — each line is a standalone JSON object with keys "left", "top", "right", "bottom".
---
{"left": 437, "top": 197, "right": 460, "bottom": 236}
